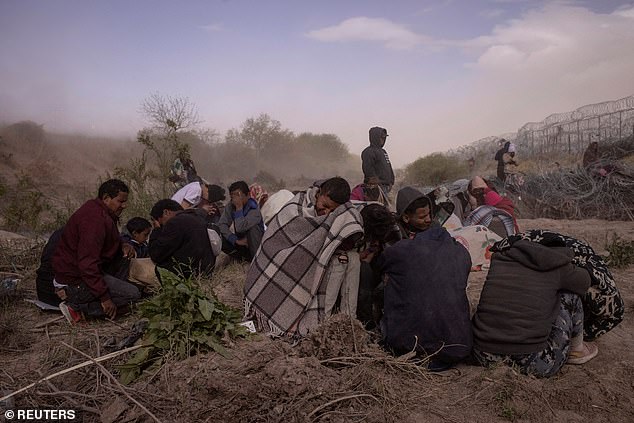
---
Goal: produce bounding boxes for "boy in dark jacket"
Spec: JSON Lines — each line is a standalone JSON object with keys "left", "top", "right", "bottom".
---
{"left": 122, "top": 217, "right": 152, "bottom": 258}
{"left": 361, "top": 127, "right": 394, "bottom": 194}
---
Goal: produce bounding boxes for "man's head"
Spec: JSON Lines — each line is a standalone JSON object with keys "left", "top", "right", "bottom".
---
{"left": 360, "top": 204, "right": 398, "bottom": 244}
{"left": 369, "top": 127, "right": 388, "bottom": 148}
{"left": 150, "top": 199, "right": 183, "bottom": 227}
{"left": 401, "top": 197, "right": 432, "bottom": 232}
{"left": 98, "top": 179, "right": 129, "bottom": 217}
{"left": 229, "top": 180, "right": 250, "bottom": 210}
{"left": 396, "top": 187, "right": 432, "bottom": 233}
{"left": 316, "top": 177, "right": 350, "bottom": 216}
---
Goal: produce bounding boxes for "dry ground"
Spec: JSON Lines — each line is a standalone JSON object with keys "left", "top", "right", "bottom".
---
{"left": 1, "top": 218, "right": 633, "bottom": 423}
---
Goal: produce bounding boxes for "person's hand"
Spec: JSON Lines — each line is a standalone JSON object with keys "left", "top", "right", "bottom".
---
{"left": 235, "top": 238, "right": 248, "bottom": 247}
{"left": 152, "top": 218, "right": 161, "bottom": 229}
{"left": 55, "top": 288, "right": 67, "bottom": 300}
{"left": 122, "top": 243, "right": 136, "bottom": 259}
{"left": 101, "top": 299, "right": 117, "bottom": 319}
{"left": 201, "top": 203, "right": 219, "bottom": 216}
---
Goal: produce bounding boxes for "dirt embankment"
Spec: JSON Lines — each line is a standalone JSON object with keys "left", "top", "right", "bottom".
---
{"left": 1, "top": 219, "right": 633, "bottom": 422}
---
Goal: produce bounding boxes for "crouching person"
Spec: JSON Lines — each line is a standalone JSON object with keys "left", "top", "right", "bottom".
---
{"left": 379, "top": 187, "right": 473, "bottom": 370}
{"left": 472, "top": 239, "right": 595, "bottom": 377}
{"left": 52, "top": 179, "right": 141, "bottom": 323}
{"left": 149, "top": 199, "right": 215, "bottom": 279}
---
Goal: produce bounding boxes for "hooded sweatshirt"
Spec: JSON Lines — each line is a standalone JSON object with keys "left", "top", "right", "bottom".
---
{"left": 473, "top": 240, "right": 591, "bottom": 355}
{"left": 395, "top": 186, "right": 427, "bottom": 239}
{"left": 361, "top": 127, "right": 395, "bottom": 187}
{"left": 379, "top": 225, "right": 473, "bottom": 362}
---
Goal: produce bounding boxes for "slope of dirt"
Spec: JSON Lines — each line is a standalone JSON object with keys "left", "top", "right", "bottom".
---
{"left": 1, "top": 219, "right": 633, "bottom": 422}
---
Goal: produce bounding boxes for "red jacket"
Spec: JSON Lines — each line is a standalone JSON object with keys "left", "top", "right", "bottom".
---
{"left": 52, "top": 199, "right": 122, "bottom": 300}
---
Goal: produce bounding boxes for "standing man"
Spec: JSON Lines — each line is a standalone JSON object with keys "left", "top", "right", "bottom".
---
{"left": 53, "top": 179, "right": 141, "bottom": 323}
{"left": 361, "top": 127, "right": 395, "bottom": 195}
{"left": 494, "top": 139, "right": 510, "bottom": 183}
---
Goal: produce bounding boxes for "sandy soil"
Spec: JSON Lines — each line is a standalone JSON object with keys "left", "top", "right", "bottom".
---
{"left": 1, "top": 219, "right": 633, "bottom": 423}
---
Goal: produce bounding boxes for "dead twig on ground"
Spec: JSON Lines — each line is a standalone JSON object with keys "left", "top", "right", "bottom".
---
{"left": 0, "top": 344, "right": 142, "bottom": 402}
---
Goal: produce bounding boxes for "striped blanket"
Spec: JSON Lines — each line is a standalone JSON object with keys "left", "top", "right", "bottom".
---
{"left": 244, "top": 187, "right": 363, "bottom": 338}
{"left": 463, "top": 205, "right": 516, "bottom": 236}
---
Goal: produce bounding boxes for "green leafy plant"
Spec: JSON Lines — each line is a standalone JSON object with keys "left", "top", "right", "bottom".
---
{"left": 605, "top": 235, "right": 634, "bottom": 268}
{"left": 118, "top": 269, "right": 248, "bottom": 384}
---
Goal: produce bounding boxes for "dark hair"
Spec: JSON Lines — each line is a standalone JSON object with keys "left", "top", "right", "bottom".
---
{"left": 126, "top": 217, "right": 152, "bottom": 234}
{"left": 229, "top": 180, "right": 249, "bottom": 195}
{"left": 320, "top": 177, "right": 351, "bottom": 205}
{"left": 98, "top": 179, "right": 129, "bottom": 200}
{"left": 404, "top": 197, "right": 431, "bottom": 216}
{"left": 150, "top": 199, "right": 183, "bottom": 220}
{"left": 361, "top": 204, "right": 396, "bottom": 243}
{"left": 208, "top": 184, "right": 226, "bottom": 202}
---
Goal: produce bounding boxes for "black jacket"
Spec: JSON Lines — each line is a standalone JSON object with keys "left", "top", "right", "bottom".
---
{"left": 379, "top": 225, "right": 472, "bottom": 362}
{"left": 149, "top": 209, "right": 215, "bottom": 278}
{"left": 361, "top": 127, "right": 394, "bottom": 186}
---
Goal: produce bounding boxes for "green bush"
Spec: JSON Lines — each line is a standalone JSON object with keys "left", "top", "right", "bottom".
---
{"left": 404, "top": 153, "right": 468, "bottom": 186}
{"left": 605, "top": 236, "right": 634, "bottom": 268}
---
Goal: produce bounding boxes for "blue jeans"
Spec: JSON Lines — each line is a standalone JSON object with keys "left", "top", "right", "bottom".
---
{"left": 65, "top": 274, "right": 141, "bottom": 318}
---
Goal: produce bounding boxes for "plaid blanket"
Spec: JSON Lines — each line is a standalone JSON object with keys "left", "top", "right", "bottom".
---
{"left": 244, "top": 187, "right": 363, "bottom": 337}
{"left": 492, "top": 230, "right": 624, "bottom": 340}
{"left": 463, "top": 205, "right": 516, "bottom": 236}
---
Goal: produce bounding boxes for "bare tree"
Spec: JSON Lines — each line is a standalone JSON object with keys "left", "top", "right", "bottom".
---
{"left": 140, "top": 93, "right": 202, "bottom": 133}
{"left": 136, "top": 93, "right": 203, "bottom": 196}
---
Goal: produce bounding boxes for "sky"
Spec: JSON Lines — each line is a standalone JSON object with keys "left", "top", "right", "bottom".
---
{"left": 1, "top": 0, "right": 633, "bottom": 167}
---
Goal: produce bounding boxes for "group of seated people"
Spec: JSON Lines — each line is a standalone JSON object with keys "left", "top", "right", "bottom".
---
{"left": 35, "top": 173, "right": 624, "bottom": 378}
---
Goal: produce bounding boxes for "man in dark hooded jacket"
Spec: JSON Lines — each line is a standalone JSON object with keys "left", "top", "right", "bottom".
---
{"left": 378, "top": 186, "right": 472, "bottom": 370}
{"left": 361, "top": 127, "right": 395, "bottom": 194}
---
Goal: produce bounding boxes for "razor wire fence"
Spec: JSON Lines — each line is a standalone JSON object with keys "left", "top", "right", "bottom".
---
{"left": 517, "top": 95, "right": 634, "bottom": 156}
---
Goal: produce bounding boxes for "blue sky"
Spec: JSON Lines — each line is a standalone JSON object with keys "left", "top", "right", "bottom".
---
{"left": 1, "top": 0, "right": 633, "bottom": 166}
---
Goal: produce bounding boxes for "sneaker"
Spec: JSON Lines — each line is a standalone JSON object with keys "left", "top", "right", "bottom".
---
{"left": 59, "top": 302, "right": 83, "bottom": 324}
{"left": 567, "top": 342, "right": 598, "bottom": 365}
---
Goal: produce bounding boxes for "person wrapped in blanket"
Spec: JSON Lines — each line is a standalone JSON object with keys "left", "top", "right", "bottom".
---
{"left": 472, "top": 233, "right": 610, "bottom": 377}
{"left": 464, "top": 176, "right": 518, "bottom": 236}
{"left": 243, "top": 177, "right": 363, "bottom": 337}
{"left": 376, "top": 186, "right": 473, "bottom": 370}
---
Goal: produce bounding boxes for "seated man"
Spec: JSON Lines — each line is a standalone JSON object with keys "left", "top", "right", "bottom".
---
{"left": 379, "top": 186, "right": 473, "bottom": 369}
{"left": 149, "top": 199, "right": 215, "bottom": 279}
{"left": 472, "top": 239, "right": 594, "bottom": 377}
{"left": 218, "top": 181, "right": 264, "bottom": 261}
{"left": 395, "top": 186, "right": 433, "bottom": 239}
{"left": 52, "top": 179, "right": 141, "bottom": 323}
{"left": 244, "top": 177, "right": 363, "bottom": 337}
